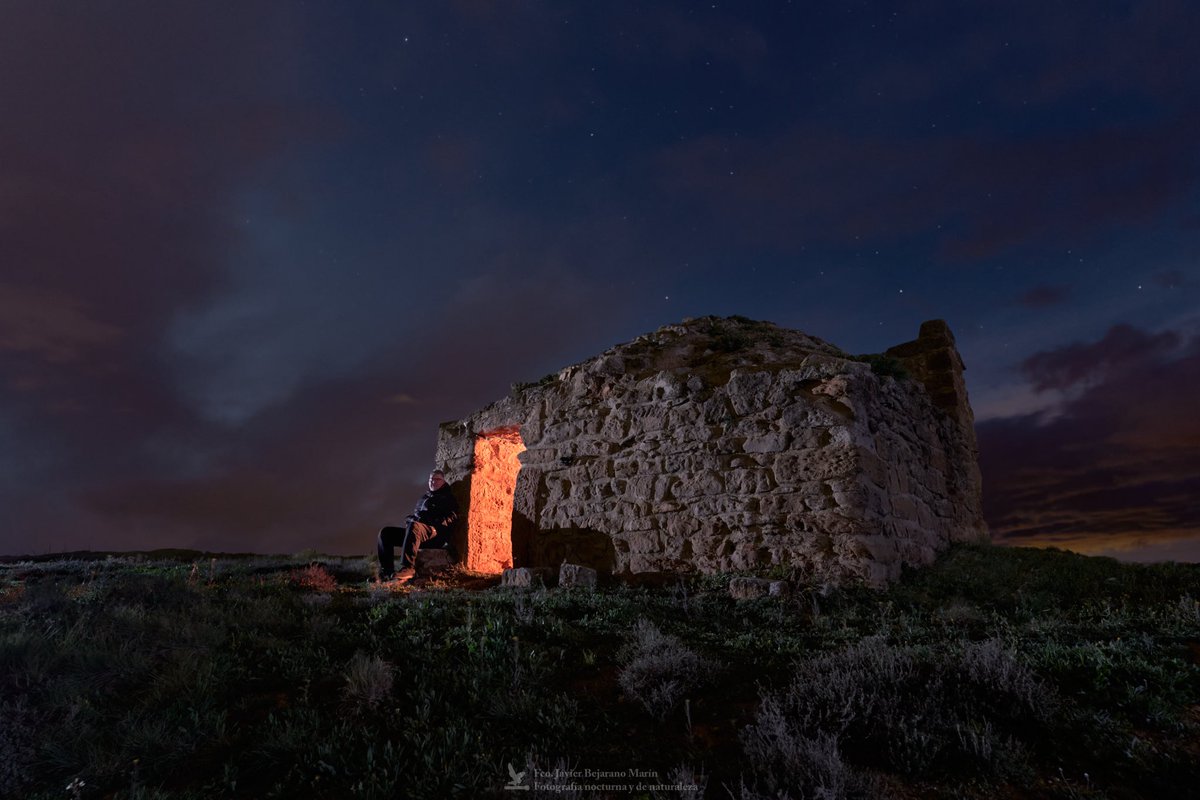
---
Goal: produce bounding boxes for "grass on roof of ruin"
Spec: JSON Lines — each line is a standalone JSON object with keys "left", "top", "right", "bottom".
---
{"left": 510, "top": 316, "right": 874, "bottom": 395}
{"left": 1, "top": 544, "right": 1197, "bottom": 799}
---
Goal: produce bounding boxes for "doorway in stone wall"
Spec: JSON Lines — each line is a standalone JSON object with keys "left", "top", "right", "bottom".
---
{"left": 466, "top": 426, "right": 526, "bottom": 573}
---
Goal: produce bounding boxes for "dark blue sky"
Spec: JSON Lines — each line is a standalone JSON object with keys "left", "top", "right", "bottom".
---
{"left": 2, "top": 1, "right": 1197, "bottom": 559}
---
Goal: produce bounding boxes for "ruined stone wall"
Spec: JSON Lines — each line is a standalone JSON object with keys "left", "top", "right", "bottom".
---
{"left": 834, "top": 360, "right": 988, "bottom": 584}
{"left": 435, "top": 317, "right": 988, "bottom": 586}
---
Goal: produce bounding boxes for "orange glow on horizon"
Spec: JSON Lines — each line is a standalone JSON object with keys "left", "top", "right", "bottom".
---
{"left": 995, "top": 528, "right": 1200, "bottom": 563}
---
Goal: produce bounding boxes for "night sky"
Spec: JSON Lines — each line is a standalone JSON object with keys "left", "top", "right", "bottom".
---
{"left": 2, "top": 1, "right": 1198, "bottom": 560}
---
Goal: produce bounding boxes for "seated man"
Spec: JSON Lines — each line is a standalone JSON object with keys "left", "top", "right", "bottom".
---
{"left": 377, "top": 469, "right": 460, "bottom": 582}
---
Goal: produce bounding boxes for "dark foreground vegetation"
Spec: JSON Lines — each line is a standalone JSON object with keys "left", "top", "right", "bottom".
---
{"left": 1, "top": 545, "right": 1198, "bottom": 799}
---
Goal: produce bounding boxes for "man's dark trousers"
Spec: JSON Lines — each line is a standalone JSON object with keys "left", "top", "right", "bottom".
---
{"left": 377, "top": 521, "right": 451, "bottom": 575}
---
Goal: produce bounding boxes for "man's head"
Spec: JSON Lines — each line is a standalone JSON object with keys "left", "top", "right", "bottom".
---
{"left": 428, "top": 470, "right": 447, "bottom": 491}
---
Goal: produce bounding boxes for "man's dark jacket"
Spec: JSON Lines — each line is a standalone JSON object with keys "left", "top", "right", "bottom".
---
{"left": 407, "top": 485, "right": 459, "bottom": 534}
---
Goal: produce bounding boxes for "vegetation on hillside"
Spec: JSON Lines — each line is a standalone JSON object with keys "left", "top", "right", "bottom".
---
{"left": 848, "top": 353, "right": 910, "bottom": 380}
{"left": 1, "top": 545, "right": 1197, "bottom": 798}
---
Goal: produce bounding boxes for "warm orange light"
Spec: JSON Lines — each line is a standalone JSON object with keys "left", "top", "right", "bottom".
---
{"left": 466, "top": 427, "right": 525, "bottom": 573}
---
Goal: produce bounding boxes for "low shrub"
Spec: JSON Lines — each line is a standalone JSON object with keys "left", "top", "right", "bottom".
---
{"left": 740, "top": 723, "right": 876, "bottom": 800}
{"left": 741, "top": 635, "right": 1052, "bottom": 792}
{"left": 0, "top": 695, "right": 37, "bottom": 796}
{"left": 655, "top": 763, "right": 707, "bottom": 800}
{"left": 291, "top": 563, "right": 338, "bottom": 592}
{"left": 958, "top": 638, "right": 1055, "bottom": 721}
{"left": 618, "top": 619, "right": 716, "bottom": 719}
{"left": 341, "top": 652, "right": 395, "bottom": 714}
{"left": 850, "top": 353, "right": 909, "bottom": 380}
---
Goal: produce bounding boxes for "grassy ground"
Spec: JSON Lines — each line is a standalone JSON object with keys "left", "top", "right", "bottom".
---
{"left": 1, "top": 544, "right": 1197, "bottom": 799}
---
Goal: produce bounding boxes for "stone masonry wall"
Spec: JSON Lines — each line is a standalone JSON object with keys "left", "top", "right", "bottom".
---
{"left": 435, "top": 317, "right": 988, "bottom": 586}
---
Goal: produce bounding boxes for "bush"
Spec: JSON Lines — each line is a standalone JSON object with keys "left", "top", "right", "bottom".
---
{"left": 341, "top": 652, "right": 395, "bottom": 714}
{"left": 291, "top": 563, "right": 338, "bottom": 592}
{"left": 959, "top": 638, "right": 1055, "bottom": 721}
{"left": 850, "top": 353, "right": 909, "bottom": 380}
{"left": 741, "top": 636, "right": 1051, "bottom": 789}
{"left": 741, "top": 719, "right": 875, "bottom": 800}
{"left": 618, "top": 619, "right": 715, "bottom": 719}
{"left": 655, "top": 763, "right": 707, "bottom": 800}
{"left": 0, "top": 695, "right": 36, "bottom": 796}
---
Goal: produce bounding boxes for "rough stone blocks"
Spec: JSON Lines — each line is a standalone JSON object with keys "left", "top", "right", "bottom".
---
{"left": 436, "top": 316, "right": 988, "bottom": 588}
{"left": 559, "top": 562, "right": 598, "bottom": 589}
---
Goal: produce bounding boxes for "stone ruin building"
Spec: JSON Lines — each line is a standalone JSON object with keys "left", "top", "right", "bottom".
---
{"left": 434, "top": 316, "right": 988, "bottom": 586}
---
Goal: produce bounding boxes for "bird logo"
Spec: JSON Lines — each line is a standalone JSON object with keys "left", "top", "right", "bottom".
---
{"left": 505, "top": 762, "right": 529, "bottom": 790}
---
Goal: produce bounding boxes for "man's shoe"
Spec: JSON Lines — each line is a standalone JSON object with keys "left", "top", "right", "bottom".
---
{"left": 395, "top": 567, "right": 416, "bottom": 583}
{"left": 379, "top": 572, "right": 394, "bottom": 582}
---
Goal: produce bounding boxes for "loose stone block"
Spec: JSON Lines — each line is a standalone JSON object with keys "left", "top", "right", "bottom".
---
{"left": 415, "top": 548, "right": 452, "bottom": 576}
{"left": 500, "top": 567, "right": 552, "bottom": 588}
{"left": 558, "top": 562, "right": 598, "bottom": 589}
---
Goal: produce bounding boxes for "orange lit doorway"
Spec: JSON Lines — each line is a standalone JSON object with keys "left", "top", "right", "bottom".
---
{"left": 466, "top": 426, "right": 525, "bottom": 573}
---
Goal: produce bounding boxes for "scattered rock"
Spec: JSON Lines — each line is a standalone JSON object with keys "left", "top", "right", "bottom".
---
{"left": 415, "top": 548, "right": 452, "bottom": 576}
{"left": 559, "top": 563, "right": 597, "bottom": 589}
{"left": 501, "top": 567, "right": 552, "bottom": 589}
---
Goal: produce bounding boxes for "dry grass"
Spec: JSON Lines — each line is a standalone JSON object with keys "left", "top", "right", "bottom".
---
{"left": 290, "top": 563, "right": 338, "bottom": 592}
{"left": 340, "top": 652, "right": 395, "bottom": 714}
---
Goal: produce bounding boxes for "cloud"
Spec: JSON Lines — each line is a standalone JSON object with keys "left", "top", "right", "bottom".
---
{"left": 1019, "top": 323, "right": 1183, "bottom": 392}
{"left": 0, "top": 3, "right": 325, "bottom": 365}
{"left": 1153, "top": 270, "right": 1187, "bottom": 289}
{"left": 1016, "top": 284, "right": 1070, "bottom": 309}
{"left": 632, "top": 7, "right": 769, "bottom": 78}
{"left": 978, "top": 323, "right": 1200, "bottom": 551}
{"left": 0, "top": 3, "right": 335, "bottom": 341}
{"left": 0, "top": 284, "right": 123, "bottom": 363}
{"left": 656, "top": 113, "right": 1200, "bottom": 259}
{"left": 1020, "top": 0, "right": 1200, "bottom": 104}
{"left": 1087, "top": 533, "right": 1200, "bottom": 564}
{"left": 0, "top": 3, "right": 338, "bottom": 555}
{"left": 0, "top": 3, "right": 665, "bottom": 557}
{"left": 68, "top": 265, "right": 627, "bottom": 556}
